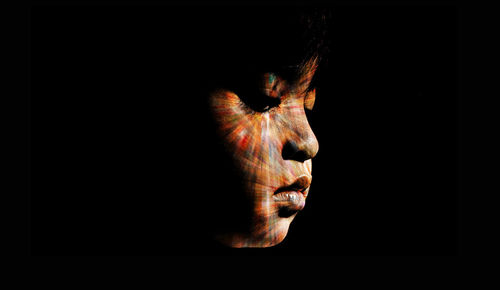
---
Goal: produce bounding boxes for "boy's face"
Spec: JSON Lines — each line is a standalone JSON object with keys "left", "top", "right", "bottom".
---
{"left": 209, "top": 58, "right": 319, "bottom": 247}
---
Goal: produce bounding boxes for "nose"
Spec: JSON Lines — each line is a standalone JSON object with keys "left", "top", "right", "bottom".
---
{"left": 281, "top": 121, "right": 319, "bottom": 162}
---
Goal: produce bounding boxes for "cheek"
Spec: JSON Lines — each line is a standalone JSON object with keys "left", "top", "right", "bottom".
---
{"left": 210, "top": 91, "right": 247, "bottom": 132}
{"left": 209, "top": 91, "right": 266, "bottom": 161}
{"left": 209, "top": 91, "right": 309, "bottom": 185}
{"left": 210, "top": 92, "right": 288, "bottom": 187}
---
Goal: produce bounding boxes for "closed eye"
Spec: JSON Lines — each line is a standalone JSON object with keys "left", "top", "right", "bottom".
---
{"left": 242, "top": 93, "right": 281, "bottom": 112}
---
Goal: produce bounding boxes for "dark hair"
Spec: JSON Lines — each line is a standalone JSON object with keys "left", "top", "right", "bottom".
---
{"left": 178, "top": 6, "right": 332, "bottom": 96}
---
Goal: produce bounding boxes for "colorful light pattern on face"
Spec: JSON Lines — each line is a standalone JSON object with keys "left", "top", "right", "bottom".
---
{"left": 209, "top": 59, "right": 320, "bottom": 247}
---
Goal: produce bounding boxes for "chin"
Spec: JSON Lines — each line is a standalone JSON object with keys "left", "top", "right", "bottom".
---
{"left": 216, "top": 213, "right": 297, "bottom": 248}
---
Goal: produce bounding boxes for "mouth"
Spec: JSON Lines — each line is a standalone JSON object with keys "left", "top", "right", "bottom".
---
{"left": 273, "top": 174, "right": 312, "bottom": 217}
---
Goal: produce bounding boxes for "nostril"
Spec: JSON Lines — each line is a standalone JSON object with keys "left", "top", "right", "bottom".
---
{"left": 282, "top": 141, "right": 310, "bottom": 162}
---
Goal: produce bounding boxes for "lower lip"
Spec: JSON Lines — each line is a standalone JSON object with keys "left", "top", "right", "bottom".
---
{"left": 273, "top": 191, "right": 306, "bottom": 211}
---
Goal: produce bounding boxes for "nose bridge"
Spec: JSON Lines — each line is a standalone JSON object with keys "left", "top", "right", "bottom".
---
{"left": 281, "top": 109, "right": 319, "bottom": 161}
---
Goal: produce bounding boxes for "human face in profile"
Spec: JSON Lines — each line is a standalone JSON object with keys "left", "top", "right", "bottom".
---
{"left": 209, "top": 58, "right": 320, "bottom": 247}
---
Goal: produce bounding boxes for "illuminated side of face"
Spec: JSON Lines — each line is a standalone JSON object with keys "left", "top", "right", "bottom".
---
{"left": 209, "top": 59, "right": 320, "bottom": 247}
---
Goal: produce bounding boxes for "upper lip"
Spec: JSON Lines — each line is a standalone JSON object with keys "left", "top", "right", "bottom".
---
{"left": 274, "top": 174, "right": 312, "bottom": 196}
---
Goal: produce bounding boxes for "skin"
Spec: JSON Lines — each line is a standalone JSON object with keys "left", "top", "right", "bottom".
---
{"left": 208, "top": 58, "right": 320, "bottom": 247}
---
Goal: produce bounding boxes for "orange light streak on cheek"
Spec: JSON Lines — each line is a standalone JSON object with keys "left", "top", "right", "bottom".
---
{"left": 237, "top": 135, "right": 250, "bottom": 150}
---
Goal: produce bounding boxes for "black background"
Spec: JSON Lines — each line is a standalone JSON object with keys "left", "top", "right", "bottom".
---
{"left": 29, "top": 2, "right": 460, "bottom": 255}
